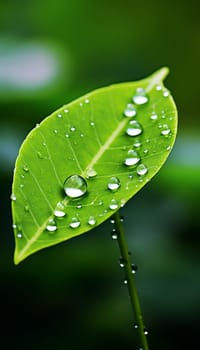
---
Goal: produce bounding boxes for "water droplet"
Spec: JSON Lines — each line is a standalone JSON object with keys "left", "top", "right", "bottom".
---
{"left": 54, "top": 202, "right": 66, "bottom": 217}
{"left": 110, "top": 218, "right": 115, "bottom": 224}
{"left": 80, "top": 133, "right": 84, "bottom": 138}
{"left": 156, "top": 85, "right": 162, "bottom": 91}
{"left": 111, "top": 229, "right": 118, "bottom": 239}
{"left": 37, "top": 151, "right": 43, "bottom": 159}
{"left": 126, "top": 120, "right": 143, "bottom": 137}
{"left": 36, "top": 123, "right": 40, "bottom": 128}
{"left": 70, "top": 126, "right": 76, "bottom": 132}
{"left": 17, "top": 232, "right": 23, "bottom": 239}
{"left": 132, "top": 88, "right": 148, "bottom": 105}
{"left": 98, "top": 200, "right": 103, "bottom": 206}
{"left": 119, "top": 257, "right": 125, "bottom": 267}
{"left": 90, "top": 121, "right": 95, "bottom": 127}
{"left": 150, "top": 112, "right": 158, "bottom": 121}
{"left": 124, "top": 279, "right": 128, "bottom": 285}
{"left": 109, "top": 199, "right": 119, "bottom": 210}
{"left": 124, "top": 150, "right": 141, "bottom": 167}
{"left": 86, "top": 168, "right": 97, "bottom": 178}
{"left": 133, "top": 323, "right": 139, "bottom": 329}
{"left": 64, "top": 175, "right": 87, "bottom": 198}
{"left": 136, "top": 164, "right": 148, "bottom": 176}
{"left": 76, "top": 203, "right": 82, "bottom": 209}
{"left": 124, "top": 103, "right": 137, "bottom": 117}
{"left": 46, "top": 218, "right": 57, "bottom": 232}
{"left": 88, "top": 216, "right": 96, "bottom": 226}
{"left": 65, "top": 133, "right": 70, "bottom": 138}
{"left": 133, "top": 140, "right": 141, "bottom": 148}
{"left": 131, "top": 263, "right": 138, "bottom": 274}
{"left": 166, "top": 145, "right": 171, "bottom": 151}
{"left": 107, "top": 176, "right": 121, "bottom": 191}
{"left": 53, "top": 129, "right": 58, "bottom": 134}
{"left": 120, "top": 199, "right": 126, "bottom": 207}
{"left": 85, "top": 98, "right": 90, "bottom": 104}
{"left": 57, "top": 113, "right": 62, "bottom": 118}
{"left": 20, "top": 174, "right": 25, "bottom": 179}
{"left": 24, "top": 205, "right": 29, "bottom": 212}
{"left": 79, "top": 102, "right": 83, "bottom": 107}
{"left": 70, "top": 217, "right": 80, "bottom": 228}
{"left": 143, "top": 149, "right": 149, "bottom": 154}
{"left": 64, "top": 109, "right": 69, "bottom": 113}
{"left": 163, "top": 89, "right": 169, "bottom": 97}
{"left": 10, "top": 193, "right": 16, "bottom": 201}
{"left": 160, "top": 124, "right": 171, "bottom": 136}
{"left": 23, "top": 165, "right": 29, "bottom": 172}
{"left": 12, "top": 223, "right": 17, "bottom": 229}
{"left": 144, "top": 328, "right": 148, "bottom": 335}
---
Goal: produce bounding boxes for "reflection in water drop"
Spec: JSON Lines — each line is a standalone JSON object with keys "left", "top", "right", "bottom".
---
{"left": 126, "top": 120, "right": 143, "bottom": 137}
{"left": 124, "top": 150, "right": 141, "bottom": 167}
{"left": 124, "top": 103, "right": 137, "bottom": 117}
{"left": 136, "top": 164, "right": 148, "bottom": 176}
{"left": 54, "top": 202, "right": 66, "bottom": 217}
{"left": 108, "top": 177, "right": 121, "bottom": 191}
{"left": 132, "top": 88, "right": 148, "bottom": 105}
{"left": 46, "top": 218, "right": 57, "bottom": 232}
{"left": 88, "top": 216, "right": 96, "bottom": 226}
{"left": 109, "top": 199, "right": 119, "bottom": 210}
{"left": 10, "top": 193, "right": 17, "bottom": 201}
{"left": 70, "top": 217, "right": 81, "bottom": 228}
{"left": 86, "top": 168, "right": 97, "bottom": 178}
{"left": 64, "top": 175, "right": 87, "bottom": 198}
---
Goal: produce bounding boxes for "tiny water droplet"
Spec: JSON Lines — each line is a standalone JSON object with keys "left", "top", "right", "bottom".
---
{"left": 110, "top": 218, "right": 115, "bottom": 224}
{"left": 57, "top": 113, "right": 62, "bottom": 118}
{"left": 64, "top": 175, "right": 87, "bottom": 198}
{"left": 131, "top": 263, "right": 138, "bottom": 274}
{"left": 90, "top": 121, "right": 95, "bottom": 127}
{"left": 133, "top": 323, "right": 139, "bottom": 329}
{"left": 20, "top": 174, "right": 25, "bottom": 179}
{"left": 98, "top": 200, "right": 103, "bottom": 206}
{"left": 10, "top": 193, "right": 16, "bottom": 201}
{"left": 144, "top": 328, "right": 148, "bottom": 335}
{"left": 70, "top": 126, "right": 76, "bottom": 132}
{"left": 88, "top": 216, "right": 96, "bottom": 226}
{"left": 133, "top": 140, "right": 141, "bottom": 148}
{"left": 76, "top": 203, "right": 82, "bottom": 209}
{"left": 86, "top": 168, "right": 97, "bottom": 178}
{"left": 64, "top": 109, "right": 69, "bottom": 113}
{"left": 12, "top": 223, "right": 17, "bottom": 229}
{"left": 166, "top": 145, "right": 171, "bottom": 151}
{"left": 37, "top": 151, "right": 43, "bottom": 159}
{"left": 65, "top": 133, "right": 70, "bottom": 138}
{"left": 124, "top": 103, "right": 137, "bottom": 117}
{"left": 53, "top": 129, "right": 58, "bottom": 134}
{"left": 124, "top": 279, "right": 128, "bottom": 285}
{"left": 126, "top": 120, "right": 143, "bottom": 137}
{"left": 156, "top": 84, "right": 162, "bottom": 91}
{"left": 85, "top": 98, "right": 90, "bottom": 104}
{"left": 111, "top": 229, "right": 118, "bottom": 239}
{"left": 17, "top": 232, "right": 23, "bottom": 239}
{"left": 79, "top": 102, "right": 83, "bottom": 107}
{"left": 132, "top": 88, "right": 148, "bottom": 105}
{"left": 120, "top": 216, "right": 124, "bottom": 222}
{"left": 70, "top": 217, "right": 80, "bottom": 228}
{"left": 107, "top": 176, "right": 121, "bottom": 191}
{"left": 163, "top": 89, "right": 170, "bottom": 97}
{"left": 120, "top": 199, "right": 126, "bottom": 207}
{"left": 46, "top": 218, "right": 57, "bottom": 232}
{"left": 54, "top": 202, "right": 66, "bottom": 217}
{"left": 124, "top": 150, "right": 141, "bottom": 167}
{"left": 136, "top": 164, "right": 148, "bottom": 176}
{"left": 160, "top": 124, "right": 171, "bottom": 136}
{"left": 80, "top": 133, "right": 84, "bottom": 138}
{"left": 150, "top": 112, "right": 158, "bottom": 121}
{"left": 36, "top": 123, "right": 40, "bottom": 128}
{"left": 119, "top": 257, "right": 125, "bottom": 267}
{"left": 24, "top": 205, "right": 29, "bottom": 212}
{"left": 23, "top": 165, "right": 29, "bottom": 172}
{"left": 143, "top": 149, "right": 149, "bottom": 154}
{"left": 109, "top": 199, "right": 119, "bottom": 210}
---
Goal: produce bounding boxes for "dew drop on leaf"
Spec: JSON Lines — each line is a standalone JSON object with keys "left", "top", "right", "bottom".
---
{"left": 86, "top": 167, "right": 97, "bottom": 178}
{"left": 70, "top": 217, "right": 81, "bottom": 228}
{"left": 126, "top": 120, "right": 143, "bottom": 137}
{"left": 109, "top": 199, "right": 119, "bottom": 210}
{"left": 160, "top": 124, "right": 171, "bottom": 136}
{"left": 54, "top": 202, "right": 66, "bottom": 217}
{"left": 23, "top": 165, "right": 29, "bottom": 172}
{"left": 70, "top": 126, "right": 76, "bottom": 132}
{"left": 132, "top": 87, "right": 148, "bottom": 105}
{"left": 64, "top": 175, "right": 87, "bottom": 198}
{"left": 123, "top": 103, "right": 137, "bottom": 117}
{"left": 163, "top": 90, "right": 170, "bottom": 97}
{"left": 156, "top": 85, "right": 162, "bottom": 91}
{"left": 111, "top": 229, "right": 118, "bottom": 239}
{"left": 119, "top": 257, "right": 125, "bottom": 267}
{"left": 46, "top": 218, "right": 57, "bottom": 232}
{"left": 17, "top": 232, "right": 23, "bottom": 239}
{"left": 136, "top": 164, "right": 148, "bottom": 176}
{"left": 131, "top": 263, "right": 138, "bottom": 274}
{"left": 124, "top": 150, "right": 141, "bottom": 167}
{"left": 107, "top": 176, "right": 121, "bottom": 191}
{"left": 150, "top": 112, "right": 158, "bottom": 121}
{"left": 57, "top": 113, "right": 62, "bottom": 118}
{"left": 88, "top": 216, "right": 96, "bottom": 226}
{"left": 10, "top": 193, "right": 17, "bottom": 201}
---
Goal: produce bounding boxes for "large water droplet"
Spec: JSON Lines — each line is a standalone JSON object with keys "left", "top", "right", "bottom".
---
{"left": 126, "top": 120, "right": 143, "bottom": 136}
{"left": 64, "top": 175, "right": 87, "bottom": 198}
{"left": 109, "top": 199, "right": 119, "bottom": 210}
{"left": 124, "top": 150, "right": 141, "bottom": 167}
{"left": 160, "top": 124, "right": 171, "bottom": 136}
{"left": 108, "top": 177, "right": 121, "bottom": 191}
{"left": 86, "top": 168, "right": 97, "bottom": 178}
{"left": 46, "top": 218, "right": 57, "bottom": 232}
{"left": 54, "top": 202, "right": 66, "bottom": 217}
{"left": 70, "top": 217, "right": 80, "bottom": 228}
{"left": 88, "top": 216, "right": 96, "bottom": 226}
{"left": 132, "top": 88, "right": 148, "bottom": 105}
{"left": 124, "top": 103, "right": 137, "bottom": 117}
{"left": 136, "top": 164, "right": 148, "bottom": 176}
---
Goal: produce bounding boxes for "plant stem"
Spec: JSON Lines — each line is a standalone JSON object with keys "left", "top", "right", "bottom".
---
{"left": 113, "top": 211, "right": 149, "bottom": 350}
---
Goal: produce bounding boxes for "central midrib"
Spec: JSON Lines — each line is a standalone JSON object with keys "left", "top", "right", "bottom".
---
{"left": 17, "top": 68, "right": 168, "bottom": 262}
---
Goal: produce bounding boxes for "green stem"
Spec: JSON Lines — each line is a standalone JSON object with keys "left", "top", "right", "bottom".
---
{"left": 113, "top": 211, "right": 149, "bottom": 350}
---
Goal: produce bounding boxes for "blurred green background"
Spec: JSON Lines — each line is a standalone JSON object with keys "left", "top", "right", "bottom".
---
{"left": 1, "top": 0, "right": 200, "bottom": 349}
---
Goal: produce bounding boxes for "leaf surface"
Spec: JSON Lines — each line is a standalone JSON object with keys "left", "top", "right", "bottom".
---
{"left": 11, "top": 67, "right": 178, "bottom": 264}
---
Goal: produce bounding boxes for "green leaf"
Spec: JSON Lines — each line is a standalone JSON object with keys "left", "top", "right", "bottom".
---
{"left": 11, "top": 67, "right": 178, "bottom": 264}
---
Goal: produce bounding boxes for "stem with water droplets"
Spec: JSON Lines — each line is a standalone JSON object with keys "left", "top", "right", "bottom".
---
{"left": 113, "top": 211, "right": 149, "bottom": 350}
